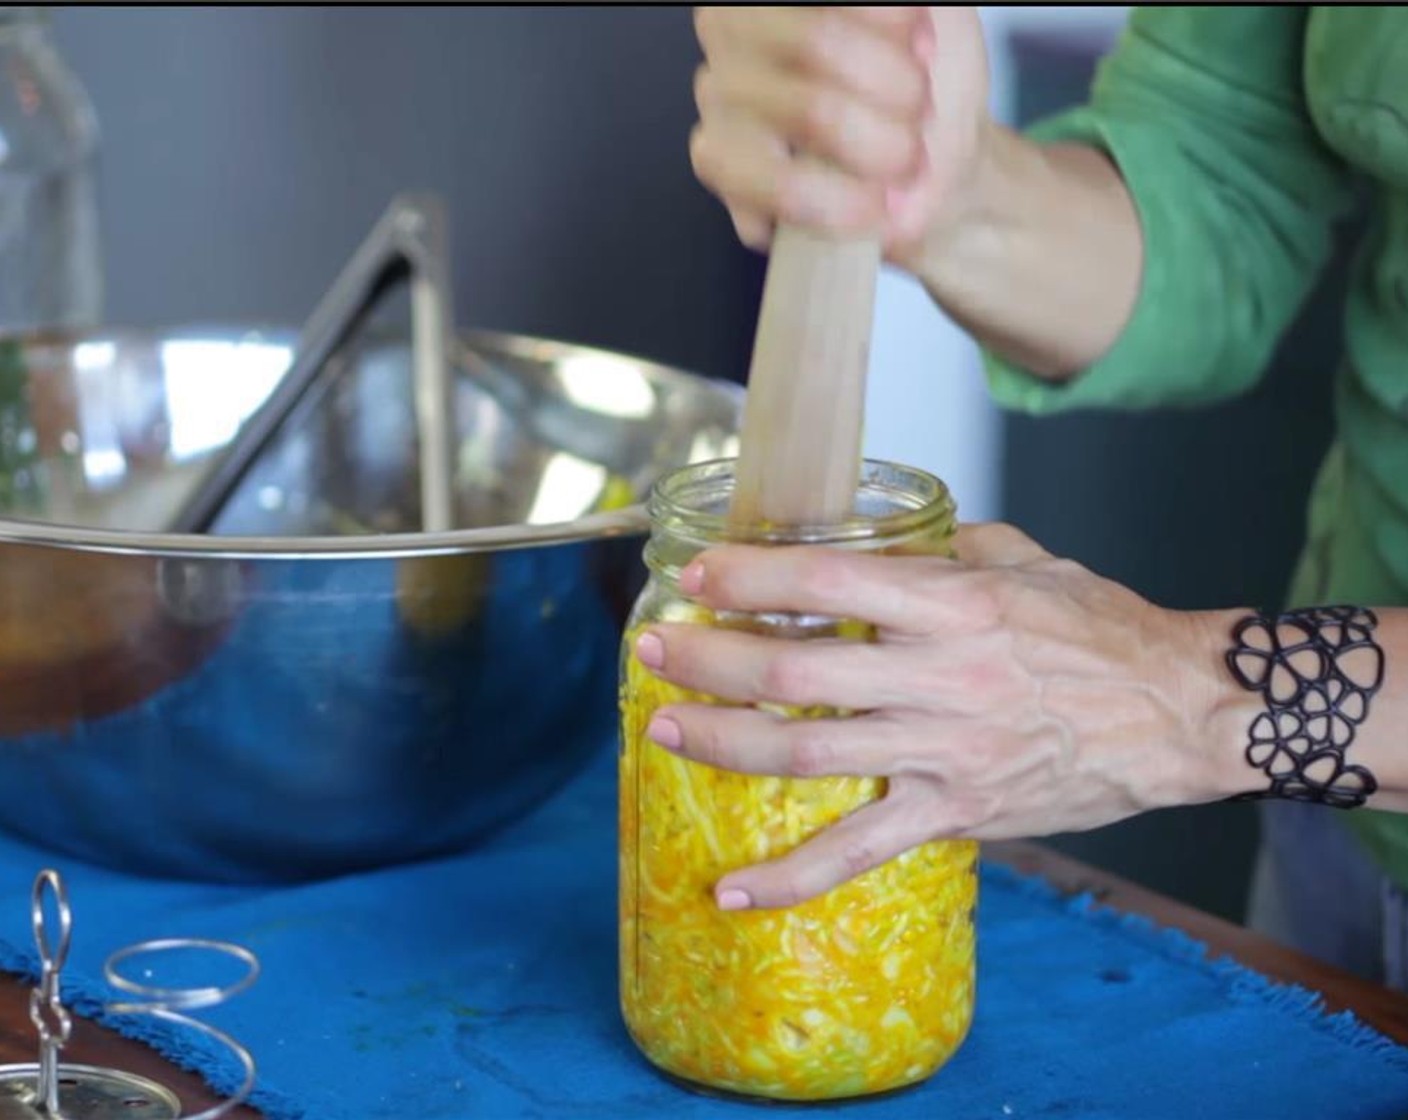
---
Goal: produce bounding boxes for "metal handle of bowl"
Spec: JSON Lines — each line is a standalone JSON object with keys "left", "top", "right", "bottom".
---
{"left": 170, "top": 193, "right": 458, "bottom": 535}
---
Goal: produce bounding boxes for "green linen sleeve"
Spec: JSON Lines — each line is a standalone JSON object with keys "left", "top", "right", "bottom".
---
{"left": 983, "top": 5, "right": 1356, "bottom": 414}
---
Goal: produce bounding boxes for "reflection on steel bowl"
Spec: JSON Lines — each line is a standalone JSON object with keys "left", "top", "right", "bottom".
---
{"left": 0, "top": 326, "right": 742, "bottom": 882}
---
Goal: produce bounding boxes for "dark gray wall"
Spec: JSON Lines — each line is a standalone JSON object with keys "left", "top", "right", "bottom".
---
{"left": 49, "top": 5, "right": 764, "bottom": 384}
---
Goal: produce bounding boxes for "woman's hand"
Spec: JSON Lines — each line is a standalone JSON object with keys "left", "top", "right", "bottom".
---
{"left": 633, "top": 523, "right": 1246, "bottom": 909}
{"left": 690, "top": 6, "right": 991, "bottom": 270}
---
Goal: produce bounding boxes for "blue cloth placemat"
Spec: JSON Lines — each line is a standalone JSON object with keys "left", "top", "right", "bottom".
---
{"left": 1, "top": 744, "right": 1407, "bottom": 1120}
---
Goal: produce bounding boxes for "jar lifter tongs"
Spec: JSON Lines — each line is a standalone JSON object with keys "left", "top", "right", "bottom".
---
{"left": 0, "top": 870, "right": 258, "bottom": 1119}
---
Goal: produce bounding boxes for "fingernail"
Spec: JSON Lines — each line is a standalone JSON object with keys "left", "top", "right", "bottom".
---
{"left": 717, "top": 888, "right": 752, "bottom": 911}
{"left": 647, "top": 716, "right": 682, "bottom": 750}
{"left": 635, "top": 631, "right": 665, "bottom": 670}
{"left": 679, "top": 560, "right": 705, "bottom": 597}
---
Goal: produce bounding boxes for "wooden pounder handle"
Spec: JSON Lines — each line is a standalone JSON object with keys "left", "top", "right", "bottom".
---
{"left": 730, "top": 224, "right": 880, "bottom": 528}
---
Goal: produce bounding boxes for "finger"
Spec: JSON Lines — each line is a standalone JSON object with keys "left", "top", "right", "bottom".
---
{"left": 731, "top": 208, "right": 774, "bottom": 252}
{"left": 702, "top": 57, "right": 923, "bottom": 181}
{"left": 636, "top": 622, "right": 894, "bottom": 710}
{"left": 646, "top": 703, "right": 911, "bottom": 778}
{"left": 698, "top": 8, "right": 928, "bottom": 116}
{"left": 832, "top": 6, "right": 927, "bottom": 37}
{"left": 689, "top": 117, "right": 885, "bottom": 233}
{"left": 788, "top": 8, "right": 930, "bottom": 118}
{"left": 680, "top": 545, "right": 953, "bottom": 635}
{"left": 714, "top": 791, "right": 931, "bottom": 909}
{"left": 952, "top": 522, "right": 1051, "bottom": 567}
{"left": 690, "top": 113, "right": 785, "bottom": 215}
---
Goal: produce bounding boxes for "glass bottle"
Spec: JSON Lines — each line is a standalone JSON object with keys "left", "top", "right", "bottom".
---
{"left": 619, "top": 458, "right": 978, "bottom": 1103}
{"left": 0, "top": 8, "right": 102, "bottom": 516}
{"left": 0, "top": 6, "right": 102, "bottom": 331}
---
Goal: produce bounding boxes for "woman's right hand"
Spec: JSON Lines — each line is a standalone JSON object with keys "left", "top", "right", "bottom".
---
{"left": 690, "top": 6, "right": 992, "bottom": 271}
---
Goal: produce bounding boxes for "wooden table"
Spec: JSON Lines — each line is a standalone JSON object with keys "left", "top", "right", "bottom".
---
{"left": 0, "top": 970, "right": 262, "bottom": 1118}
{"left": 1, "top": 841, "right": 1405, "bottom": 1117}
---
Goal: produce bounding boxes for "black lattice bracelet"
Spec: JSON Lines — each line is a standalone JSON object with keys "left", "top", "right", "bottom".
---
{"left": 1225, "top": 606, "right": 1384, "bottom": 809}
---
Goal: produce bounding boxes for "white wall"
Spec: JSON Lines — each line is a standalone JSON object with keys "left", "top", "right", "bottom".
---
{"left": 863, "top": 6, "right": 1129, "bottom": 524}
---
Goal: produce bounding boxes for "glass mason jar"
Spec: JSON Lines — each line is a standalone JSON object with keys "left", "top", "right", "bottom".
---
{"left": 619, "top": 458, "right": 978, "bottom": 1103}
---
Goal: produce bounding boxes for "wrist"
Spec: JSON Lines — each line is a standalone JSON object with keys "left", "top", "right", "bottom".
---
{"left": 1176, "top": 607, "right": 1264, "bottom": 803}
{"left": 1187, "top": 605, "right": 1396, "bottom": 810}
{"left": 909, "top": 117, "right": 1015, "bottom": 299}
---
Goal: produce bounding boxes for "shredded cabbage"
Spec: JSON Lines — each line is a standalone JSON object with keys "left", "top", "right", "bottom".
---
{"left": 619, "top": 616, "right": 977, "bottom": 1101}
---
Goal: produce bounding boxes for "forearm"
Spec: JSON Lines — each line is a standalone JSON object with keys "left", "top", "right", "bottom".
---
{"left": 914, "top": 122, "right": 1145, "bottom": 381}
{"left": 1189, "top": 606, "right": 1408, "bottom": 814}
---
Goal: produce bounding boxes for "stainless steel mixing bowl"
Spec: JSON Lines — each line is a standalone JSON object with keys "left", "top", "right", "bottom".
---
{"left": 0, "top": 325, "right": 741, "bottom": 881}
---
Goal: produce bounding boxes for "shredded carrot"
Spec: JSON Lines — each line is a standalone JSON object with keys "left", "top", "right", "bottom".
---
{"left": 619, "top": 612, "right": 977, "bottom": 1101}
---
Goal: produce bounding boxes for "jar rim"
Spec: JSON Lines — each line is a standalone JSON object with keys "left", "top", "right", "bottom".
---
{"left": 646, "top": 457, "right": 956, "bottom": 547}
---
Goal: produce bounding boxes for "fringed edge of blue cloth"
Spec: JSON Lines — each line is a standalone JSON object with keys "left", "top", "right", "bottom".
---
{"left": 2, "top": 860, "right": 1405, "bottom": 1120}
{"left": 981, "top": 860, "right": 1408, "bottom": 1069}
{"left": 0, "top": 938, "right": 308, "bottom": 1119}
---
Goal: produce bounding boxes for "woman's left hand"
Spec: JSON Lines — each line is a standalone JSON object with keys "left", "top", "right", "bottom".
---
{"left": 632, "top": 522, "right": 1246, "bottom": 909}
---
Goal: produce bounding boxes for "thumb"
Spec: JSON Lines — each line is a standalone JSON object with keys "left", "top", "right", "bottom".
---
{"left": 953, "top": 521, "right": 1050, "bottom": 567}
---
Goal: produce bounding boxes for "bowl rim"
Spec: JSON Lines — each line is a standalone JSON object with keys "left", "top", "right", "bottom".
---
{"left": 0, "top": 325, "right": 742, "bottom": 560}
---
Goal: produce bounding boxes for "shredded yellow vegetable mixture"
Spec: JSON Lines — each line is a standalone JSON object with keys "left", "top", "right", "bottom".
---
{"left": 619, "top": 617, "right": 977, "bottom": 1101}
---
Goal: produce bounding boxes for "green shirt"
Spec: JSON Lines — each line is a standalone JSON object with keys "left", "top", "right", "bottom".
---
{"left": 983, "top": 6, "right": 1408, "bottom": 885}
